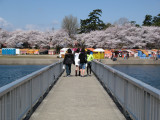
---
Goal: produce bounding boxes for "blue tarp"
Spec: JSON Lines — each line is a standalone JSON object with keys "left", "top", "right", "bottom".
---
{"left": 138, "top": 50, "right": 147, "bottom": 57}
{"left": 140, "top": 57, "right": 150, "bottom": 59}
{"left": 138, "top": 51, "right": 142, "bottom": 57}
{"left": 142, "top": 54, "right": 146, "bottom": 57}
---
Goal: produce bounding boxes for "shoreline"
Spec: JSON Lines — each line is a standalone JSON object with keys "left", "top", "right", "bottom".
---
{"left": 0, "top": 55, "right": 62, "bottom": 65}
{"left": 101, "top": 58, "right": 160, "bottom": 65}
{"left": 0, "top": 55, "right": 160, "bottom": 65}
{"left": 0, "top": 59, "right": 60, "bottom": 65}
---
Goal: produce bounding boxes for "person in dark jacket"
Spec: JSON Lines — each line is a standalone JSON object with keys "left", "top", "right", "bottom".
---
{"left": 79, "top": 48, "right": 87, "bottom": 77}
{"left": 63, "top": 49, "right": 75, "bottom": 76}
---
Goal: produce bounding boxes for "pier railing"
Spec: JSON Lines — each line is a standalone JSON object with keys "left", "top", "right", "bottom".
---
{"left": 92, "top": 60, "right": 160, "bottom": 120}
{"left": 0, "top": 60, "right": 63, "bottom": 120}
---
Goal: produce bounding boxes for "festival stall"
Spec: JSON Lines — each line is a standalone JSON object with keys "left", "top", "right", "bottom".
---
{"left": 86, "top": 48, "right": 95, "bottom": 52}
{"left": 16, "top": 49, "right": 20, "bottom": 55}
{"left": 59, "top": 48, "right": 69, "bottom": 58}
{"left": 27, "top": 49, "right": 35, "bottom": 55}
{"left": 93, "top": 48, "right": 105, "bottom": 59}
{"left": 48, "top": 49, "right": 56, "bottom": 55}
{"left": 104, "top": 50, "right": 112, "bottom": 58}
{"left": 20, "top": 49, "right": 28, "bottom": 55}
{"left": 34, "top": 49, "right": 39, "bottom": 55}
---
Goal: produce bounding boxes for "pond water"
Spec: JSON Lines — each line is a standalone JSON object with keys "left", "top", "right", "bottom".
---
{"left": 0, "top": 65, "right": 46, "bottom": 87}
{"left": 109, "top": 65, "right": 160, "bottom": 90}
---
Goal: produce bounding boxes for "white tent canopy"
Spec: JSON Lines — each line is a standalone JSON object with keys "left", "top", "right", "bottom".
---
{"left": 126, "top": 50, "right": 135, "bottom": 54}
{"left": 59, "top": 48, "right": 69, "bottom": 58}
{"left": 93, "top": 48, "right": 105, "bottom": 52}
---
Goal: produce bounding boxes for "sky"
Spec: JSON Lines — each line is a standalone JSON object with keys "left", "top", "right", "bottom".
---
{"left": 0, "top": 0, "right": 160, "bottom": 31}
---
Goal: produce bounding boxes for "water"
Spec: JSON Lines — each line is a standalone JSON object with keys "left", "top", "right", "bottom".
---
{"left": 0, "top": 65, "right": 46, "bottom": 88}
{"left": 1, "top": 65, "right": 160, "bottom": 91}
{"left": 109, "top": 65, "right": 160, "bottom": 90}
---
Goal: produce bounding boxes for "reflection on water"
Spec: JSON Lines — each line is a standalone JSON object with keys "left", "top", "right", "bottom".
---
{"left": 109, "top": 65, "right": 160, "bottom": 90}
{"left": 0, "top": 65, "right": 46, "bottom": 87}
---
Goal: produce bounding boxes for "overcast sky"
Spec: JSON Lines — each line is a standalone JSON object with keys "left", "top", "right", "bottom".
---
{"left": 0, "top": 0, "right": 160, "bottom": 31}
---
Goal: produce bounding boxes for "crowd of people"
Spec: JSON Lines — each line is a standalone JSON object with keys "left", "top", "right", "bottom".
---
{"left": 63, "top": 48, "right": 94, "bottom": 77}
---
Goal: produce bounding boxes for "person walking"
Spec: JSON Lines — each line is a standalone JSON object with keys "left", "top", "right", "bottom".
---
{"left": 87, "top": 51, "right": 94, "bottom": 76}
{"left": 124, "top": 53, "right": 126, "bottom": 59}
{"left": 74, "top": 48, "right": 80, "bottom": 76}
{"left": 63, "top": 49, "right": 75, "bottom": 77}
{"left": 127, "top": 52, "right": 129, "bottom": 59}
{"left": 79, "top": 48, "right": 87, "bottom": 77}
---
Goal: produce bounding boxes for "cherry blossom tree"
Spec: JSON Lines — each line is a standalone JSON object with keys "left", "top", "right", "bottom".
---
{"left": 0, "top": 23, "right": 160, "bottom": 49}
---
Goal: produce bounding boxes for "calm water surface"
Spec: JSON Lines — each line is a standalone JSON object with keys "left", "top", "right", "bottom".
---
{"left": 109, "top": 65, "right": 160, "bottom": 90}
{"left": 0, "top": 65, "right": 46, "bottom": 87}
{"left": 1, "top": 65, "right": 160, "bottom": 90}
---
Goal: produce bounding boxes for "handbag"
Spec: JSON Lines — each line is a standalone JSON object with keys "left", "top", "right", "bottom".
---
{"left": 62, "top": 65, "right": 65, "bottom": 69}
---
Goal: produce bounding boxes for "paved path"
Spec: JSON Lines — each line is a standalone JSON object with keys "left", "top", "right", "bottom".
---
{"left": 30, "top": 66, "right": 126, "bottom": 120}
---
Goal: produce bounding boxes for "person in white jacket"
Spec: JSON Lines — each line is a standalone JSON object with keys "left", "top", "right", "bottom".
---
{"left": 74, "top": 48, "right": 80, "bottom": 76}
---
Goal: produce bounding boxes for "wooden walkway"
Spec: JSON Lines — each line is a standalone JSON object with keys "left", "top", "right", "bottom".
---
{"left": 30, "top": 66, "right": 126, "bottom": 120}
